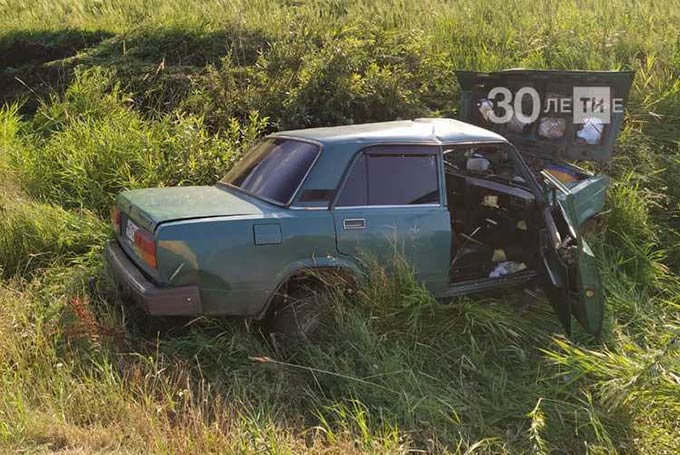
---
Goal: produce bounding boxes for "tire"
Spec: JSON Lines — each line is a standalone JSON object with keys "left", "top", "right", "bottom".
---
{"left": 268, "top": 285, "right": 328, "bottom": 345}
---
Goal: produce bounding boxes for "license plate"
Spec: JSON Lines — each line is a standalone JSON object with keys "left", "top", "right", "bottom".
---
{"left": 125, "top": 219, "right": 140, "bottom": 244}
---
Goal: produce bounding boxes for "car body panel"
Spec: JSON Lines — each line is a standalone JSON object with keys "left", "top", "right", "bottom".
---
{"left": 562, "top": 173, "right": 610, "bottom": 227}
{"left": 117, "top": 185, "right": 267, "bottom": 232}
{"left": 153, "top": 209, "right": 348, "bottom": 315}
{"left": 571, "top": 238, "right": 605, "bottom": 335}
{"left": 334, "top": 205, "right": 452, "bottom": 294}
{"left": 540, "top": 171, "right": 605, "bottom": 336}
{"left": 282, "top": 119, "right": 505, "bottom": 209}
{"left": 105, "top": 241, "right": 202, "bottom": 315}
{"left": 273, "top": 118, "right": 505, "bottom": 146}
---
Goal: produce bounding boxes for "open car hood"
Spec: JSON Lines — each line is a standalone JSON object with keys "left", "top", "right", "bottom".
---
{"left": 456, "top": 70, "right": 634, "bottom": 162}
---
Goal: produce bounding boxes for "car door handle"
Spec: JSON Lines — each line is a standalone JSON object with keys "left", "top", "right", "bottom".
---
{"left": 343, "top": 218, "right": 366, "bottom": 230}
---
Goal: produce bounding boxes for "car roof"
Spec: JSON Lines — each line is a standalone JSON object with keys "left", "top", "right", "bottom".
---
{"left": 270, "top": 118, "right": 506, "bottom": 146}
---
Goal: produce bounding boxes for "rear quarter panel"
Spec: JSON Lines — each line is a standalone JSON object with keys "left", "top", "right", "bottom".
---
{"left": 155, "top": 210, "right": 347, "bottom": 316}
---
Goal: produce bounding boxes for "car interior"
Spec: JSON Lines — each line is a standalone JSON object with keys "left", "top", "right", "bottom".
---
{"left": 443, "top": 145, "right": 542, "bottom": 283}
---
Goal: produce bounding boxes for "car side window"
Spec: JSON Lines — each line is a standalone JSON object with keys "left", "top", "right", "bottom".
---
{"left": 336, "top": 146, "right": 440, "bottom": 207}
{"left": 443, "top": 144, "right": 526, "bottom": 187}
{"left": 336, "top": 155, "right": 369, "bottom": 206}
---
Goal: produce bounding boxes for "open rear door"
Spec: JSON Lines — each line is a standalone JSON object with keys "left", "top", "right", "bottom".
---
{"left": 539, "top": 170, "right": 604, "bottom": 336}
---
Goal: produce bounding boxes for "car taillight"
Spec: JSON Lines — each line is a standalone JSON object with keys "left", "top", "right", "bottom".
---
{"left": 134, "top": 229, "right": 157, "bottom": 269}
{"left": 111, "top": 206, "right": 121, "bottom": 233}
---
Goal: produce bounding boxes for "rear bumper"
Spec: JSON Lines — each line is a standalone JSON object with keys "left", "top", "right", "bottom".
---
{"left": 104, "top": 240, "right": 202, "bottom": 315}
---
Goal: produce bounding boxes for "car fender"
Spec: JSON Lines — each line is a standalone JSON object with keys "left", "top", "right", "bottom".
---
{"left": 255, "top": 255, "right": 363, "bottom": 319}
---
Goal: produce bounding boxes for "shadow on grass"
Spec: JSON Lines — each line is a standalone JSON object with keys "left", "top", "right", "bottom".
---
{"left": 1, "top": 25, "right": 271, "bottom": 114}
{"left": 0, "top": 29, "right": 113, "bottom": 112}
{"left": 0, "top": 29, "right": 113, "bottom": 68}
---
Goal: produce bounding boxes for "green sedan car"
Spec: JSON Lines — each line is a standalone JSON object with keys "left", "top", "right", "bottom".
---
{"left": 106, "top": 70, "right": 633, "bottom": 336}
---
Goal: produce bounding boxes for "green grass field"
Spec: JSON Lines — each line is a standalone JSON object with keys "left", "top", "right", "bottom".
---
{"left": 1, "top": 0, "right": 679, "bottom": 453}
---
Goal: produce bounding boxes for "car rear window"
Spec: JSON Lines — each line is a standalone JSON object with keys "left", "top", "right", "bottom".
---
{"left": 222, "top": 138, "right": 320, "bottom": 205}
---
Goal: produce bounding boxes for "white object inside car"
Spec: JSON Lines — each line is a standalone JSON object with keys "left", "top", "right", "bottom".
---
{"left": 466, "top": 157, "right": 491, "bottom": 172}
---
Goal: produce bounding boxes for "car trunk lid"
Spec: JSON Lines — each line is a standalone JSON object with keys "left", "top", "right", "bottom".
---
{"left": 116, "top": 185, "right": 264, "bottom": 233}
{"left": 114, "top": 185, "right": 266, "bottom": 280}
{"left": 456, "top": 69, "right": 634, "bottom": 162}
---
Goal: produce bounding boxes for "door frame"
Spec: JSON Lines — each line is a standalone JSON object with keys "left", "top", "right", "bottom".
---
{"left": 441, "top": 141, "right": 546, "bottom": 204}
{"left": 437, "top": 141, "right": 549, "bottom": 298}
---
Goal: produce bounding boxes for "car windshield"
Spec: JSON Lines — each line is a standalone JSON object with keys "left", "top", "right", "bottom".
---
{"left": 221, "top": 138, "right": 320, "bottom": 205}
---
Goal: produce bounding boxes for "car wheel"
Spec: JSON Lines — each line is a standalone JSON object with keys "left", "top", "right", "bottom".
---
{"left": 268, "top": 286, "right": 328, "bottom": 345}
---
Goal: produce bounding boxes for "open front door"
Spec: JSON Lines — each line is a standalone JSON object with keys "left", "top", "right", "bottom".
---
{"left": 539, "top": 171, "right": 605, "bottom": 336}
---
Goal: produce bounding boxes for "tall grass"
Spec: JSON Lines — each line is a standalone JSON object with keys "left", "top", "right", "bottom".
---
{"left": 5, "top": 68, "right": 268, "bottom": 217}
{"left": 0, "top": 192, "right": 106, "bottom": 278}
{"left": 0, "top": 0, "right": 679, "bottom": 453}
{"left": 0, "top": 247, "right": 676, "bottom": 453}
